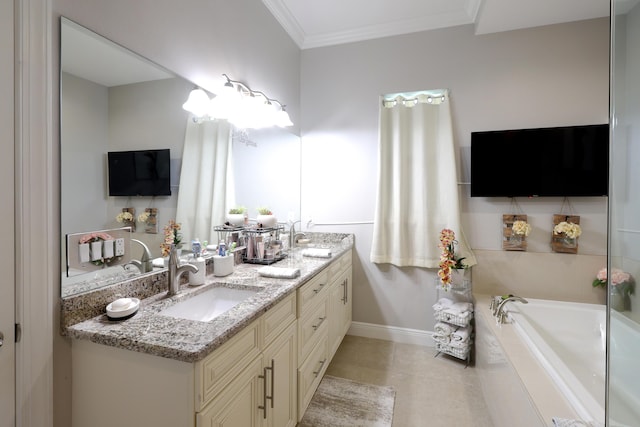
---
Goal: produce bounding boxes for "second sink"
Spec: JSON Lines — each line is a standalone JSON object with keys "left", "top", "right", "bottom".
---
{"left": 160, "top": 286, "right": 258, "bottom": 322}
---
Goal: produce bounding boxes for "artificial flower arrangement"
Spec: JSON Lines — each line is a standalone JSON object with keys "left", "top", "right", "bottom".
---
{"left": 79, "top": 232, "right": 113, "bottom": 245}
{"left": 137, "top": 211, "right": 150, "bottom": 224}
{"left": 116, "top": 211, "right": 133, "bottom": 223}
{"left": 160, "top": 219, "right": 182, "bottom": 257}
{"left": 553, "top": 221, "right": 582, "bottom": 239}
{"left": 437, "top": 228, "right": 467, "bottom": 289}
{"left": 512, "top": 220, "right": 532, "bottom": 237}
{"left": 593, "top": 267, "right": 635, "bottom": 297}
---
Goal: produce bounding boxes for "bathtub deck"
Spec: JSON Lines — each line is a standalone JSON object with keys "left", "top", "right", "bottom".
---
{"left": 474, "top": 294, "right": 582, "bottom": 426}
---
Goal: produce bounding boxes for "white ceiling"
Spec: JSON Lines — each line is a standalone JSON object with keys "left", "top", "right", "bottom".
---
{"left": 262, "top": 0, "right": 610, "bottom": 49}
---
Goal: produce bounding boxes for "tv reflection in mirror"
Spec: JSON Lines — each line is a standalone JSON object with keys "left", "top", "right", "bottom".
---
{"left": 107, "top": 149, "right": 171, "bottom": 196}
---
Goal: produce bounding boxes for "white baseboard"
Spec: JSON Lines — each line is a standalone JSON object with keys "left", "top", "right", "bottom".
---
{"left": 347, "top": 321, "right": 435, "bottom": 347}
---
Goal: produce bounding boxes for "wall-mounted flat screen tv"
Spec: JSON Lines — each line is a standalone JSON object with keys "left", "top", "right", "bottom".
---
{"left": 470, "top": 124, "right": 609, "bottom": 197}
{"left": 107, "top": 149, "right": 171, "bottom": 196}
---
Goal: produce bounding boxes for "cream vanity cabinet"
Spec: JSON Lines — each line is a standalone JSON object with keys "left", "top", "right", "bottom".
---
{"left": 296, "top": 250, "right": 352, "bottom": 420}
{"left": 195, "top": 293, "right": 298, "bottom": 427}
{"left": 72, "top": 292, "right": 297, "bottom": 427}
{"left": 71, "top": 249, "right": 352, "bottom": 427}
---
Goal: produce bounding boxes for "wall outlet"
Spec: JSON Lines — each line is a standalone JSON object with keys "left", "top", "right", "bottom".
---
{"left": 115, "top": 238, "right": 125, "bottom": 256}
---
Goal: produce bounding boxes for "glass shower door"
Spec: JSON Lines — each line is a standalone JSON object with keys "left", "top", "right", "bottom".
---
{"left": 609, "top": 1, "right": 640, "bottom": 425}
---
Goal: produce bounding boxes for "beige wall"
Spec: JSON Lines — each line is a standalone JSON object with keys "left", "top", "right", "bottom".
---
{"left": 300, "top": 19, "right": 609, "bottom": 330}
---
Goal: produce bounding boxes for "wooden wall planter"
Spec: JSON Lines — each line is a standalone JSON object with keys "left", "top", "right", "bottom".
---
{"left": 503, "top": 214, "right": 528, "bottom": 251}
{"left": 551, "top": 214, "right": 580, "bottom": 254}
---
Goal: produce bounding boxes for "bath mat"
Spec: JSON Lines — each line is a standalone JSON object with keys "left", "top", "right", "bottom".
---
{"left": 298, "top": 375, "right": 395, "bottom": 427}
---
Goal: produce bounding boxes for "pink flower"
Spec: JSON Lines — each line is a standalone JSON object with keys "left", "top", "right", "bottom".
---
{"left": 610, "top": 269, "right": 631, "bottom": 286}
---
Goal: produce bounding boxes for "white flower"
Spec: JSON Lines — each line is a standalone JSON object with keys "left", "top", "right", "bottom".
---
{"left": 137, "top": 212, "right": 150, "bottom": 223}
{"left": 512, "top": 220, "right": 531, "bottom": 237}
{"left": 116, "top": 211, "right": 133, "bottom": 223}
{"left": 553, "top": 221, "right": 582, "bottom": 239}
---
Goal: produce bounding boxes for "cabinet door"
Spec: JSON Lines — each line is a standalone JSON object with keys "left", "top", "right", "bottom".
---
{"left": 263, "top": 321, "right": 298, "bottom": 427}
{"left": 329, "top": 267, "right": 353, "bottom": 357}
{"left": 197, "top": 357, "right": 263, "bottom": 427}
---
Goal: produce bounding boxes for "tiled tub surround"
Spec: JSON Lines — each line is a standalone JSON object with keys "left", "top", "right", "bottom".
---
{"left": 62, "top": 232, "right": 353, "bottom": 362}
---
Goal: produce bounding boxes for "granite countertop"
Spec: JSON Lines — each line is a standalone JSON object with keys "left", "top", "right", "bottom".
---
{"left": 65, "top": 233, "right": 353, "bottom": 363}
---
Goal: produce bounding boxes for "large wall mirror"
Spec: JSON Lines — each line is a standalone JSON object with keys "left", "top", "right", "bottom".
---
{"left": 60, "top": 17, "right": 301, "bottom": 297}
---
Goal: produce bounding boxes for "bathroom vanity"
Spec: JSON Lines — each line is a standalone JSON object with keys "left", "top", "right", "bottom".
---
{"left": 64, "top": 233, "right": 353, "bottom": 427}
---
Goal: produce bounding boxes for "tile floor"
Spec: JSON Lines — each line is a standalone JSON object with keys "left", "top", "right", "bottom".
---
{"left": 325, "top": 335, "right": 494, "bottom": 427}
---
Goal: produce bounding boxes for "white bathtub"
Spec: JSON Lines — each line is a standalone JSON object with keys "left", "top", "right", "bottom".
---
{"left": 505, "top": 298, "right": 605, "bottom": 424}
{"left": 475, "top": 295, "right": 605, "bottom": 426}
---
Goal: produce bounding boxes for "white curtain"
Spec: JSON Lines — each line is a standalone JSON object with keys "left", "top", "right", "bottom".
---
{"left": 370, "top": 90, "right": 476, "bottom": 268}
{"left": 176, "top": 119, "right": 235, "bottom": 245}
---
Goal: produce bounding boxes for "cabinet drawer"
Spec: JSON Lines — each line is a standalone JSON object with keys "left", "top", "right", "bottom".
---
{"left": 297, "top": 270, "right": 329, "bottom": 316}
{"left": 298, "top": 298, "right": 328, "bottom": 363}
{"left": 328, "top": 251, "right": 352, "bottom": 282}
{"left": 262, "top": 292, "right": 297, "bottom": 347}
{"left": 298, "top": 336, "right": 329, "bottom": 420}
{"left": 194, "top": 320, "right": 261, "bottom": 412}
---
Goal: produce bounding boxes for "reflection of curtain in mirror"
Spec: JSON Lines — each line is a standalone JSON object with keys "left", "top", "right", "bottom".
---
{"left": 176, "top": 119, "right": 235, "bottom": 245}
{"left": 370, "top": 90, "right": 476, "bottom": 268}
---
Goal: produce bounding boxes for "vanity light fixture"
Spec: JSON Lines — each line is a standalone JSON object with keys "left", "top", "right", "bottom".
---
{"left": 182, "top": 74, "right": 293, "bottom": 129}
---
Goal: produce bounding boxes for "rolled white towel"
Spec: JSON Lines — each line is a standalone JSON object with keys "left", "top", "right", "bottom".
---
{"left": 432, "top": 333, "right": 450, "bottom": 344}
{"left": 152, "top": 257, "right": 165, "bottom": 268}
{"left": 451, "top": 326, "right": 471, "bottom": 342}
{"left": 448, "top": 339, "right": 470, "bottom": 349}
{"left": 432, "top": 297, "right": 454, "bottom": 311}
{"left": 257, "top": 266, "right": 301, "bottom": 279}
{"left": 301, "top": 248, "right": 332, "bottom": 258}
{"left": 434, "top": 322, "right": 454, "bottom": 336}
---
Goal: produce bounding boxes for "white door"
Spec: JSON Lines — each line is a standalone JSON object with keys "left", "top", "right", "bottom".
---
{"left": 0, "top": 1, "right": 16, "bottom": 426}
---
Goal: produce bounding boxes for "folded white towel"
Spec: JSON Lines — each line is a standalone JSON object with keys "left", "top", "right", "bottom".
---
{"left": 257, "top": 266, "right": 301, "bottom": 279}
{"left": 152, "top": 257, "right": 165, "bottom": 268}
{"left": 443, "top": 302, "right": 474, "bottom": 315}
{"left": 301, "top": 248, "right": 332, "bottom": 258}
{"left": 439, "top": 310, "right": 472, "bottom": 322}
{"left": 432, "top": 297, "right": 454, "bottom": 311}
{"left": 434, "top": 322, "right": 454, "bottom": 336}
{"left": 452, "top": 326, "right": 471, "bottom": 342}
{"left": 432, "top": 333, "right": 450, "bottom": 344}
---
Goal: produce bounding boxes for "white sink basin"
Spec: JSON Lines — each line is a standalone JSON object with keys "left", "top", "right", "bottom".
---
{"left": 160, "top": 287, "right": 258, "bottom": 322}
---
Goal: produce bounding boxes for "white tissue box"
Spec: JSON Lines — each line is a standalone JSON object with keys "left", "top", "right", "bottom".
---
{"left": 213, "top": 255, "right": 234, "bottom": 277}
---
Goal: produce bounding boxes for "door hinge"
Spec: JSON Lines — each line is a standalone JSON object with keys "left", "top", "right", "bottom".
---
{"left": 15, "top": 323, "right": 21, "bottom": 343}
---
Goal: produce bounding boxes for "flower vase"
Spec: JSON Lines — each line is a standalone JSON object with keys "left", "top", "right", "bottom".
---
{"left": 509, "top": 233, "right": 523, "bottom": 244}
{"left": 451, "top": 268, "right": 471, "bottom": 289}
{"left": 610, "top": 286, "right": 626, "bottom": 311}
{"left": 562, "top": 236, "right": 577, "bottom": 248}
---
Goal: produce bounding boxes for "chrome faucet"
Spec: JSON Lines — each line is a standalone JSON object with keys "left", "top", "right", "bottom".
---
{"left": 130, "top": 239, "right": 153, "bottom": 273}
{"left": 167, "top": 244, "right": 198, "bottom": 296}
{"left": 494, "top": 295, "right": 528, "bottom": 324}
{"left": 289, "top": 220, "right": 307, "bottom": 248}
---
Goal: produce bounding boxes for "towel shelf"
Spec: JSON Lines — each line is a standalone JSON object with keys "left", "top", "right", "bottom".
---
{"left": 433, "top": 276, "right": 474, "bottom": 366}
